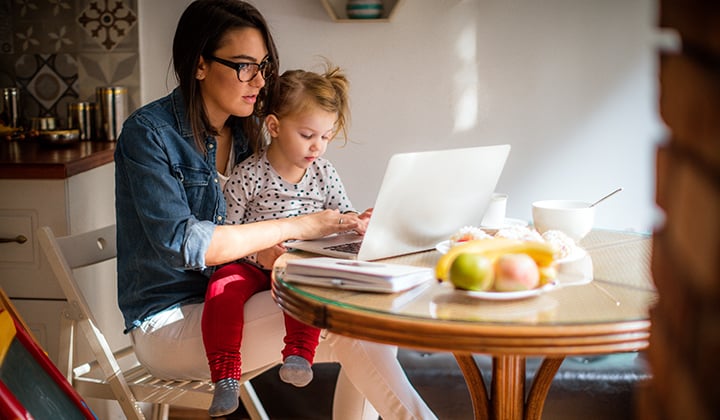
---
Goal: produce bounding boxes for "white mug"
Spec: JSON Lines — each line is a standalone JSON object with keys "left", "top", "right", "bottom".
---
{"left": 481, "top": 193, "right": 508, "bottom": 227}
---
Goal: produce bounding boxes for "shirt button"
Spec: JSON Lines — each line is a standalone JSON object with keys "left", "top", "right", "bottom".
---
{"left": 214, "top": 178, "right": 219, "bottom": 183}
{"left": 217, "top": 216, "right": 223, "bottom": 222}
{"left": 208, "top": 143, "right": 214, "bottom": 149}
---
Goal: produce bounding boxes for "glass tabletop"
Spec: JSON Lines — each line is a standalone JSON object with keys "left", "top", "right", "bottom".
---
{"left": 274, "top": 229, "right": 657, "bottom": 328}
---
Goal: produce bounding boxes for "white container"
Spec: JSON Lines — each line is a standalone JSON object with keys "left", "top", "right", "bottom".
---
{"left": 532, "top": 200, "right": 595, "bottom": 241}
{"left": 481, "top": 193, "right": 508, "bottom": 227}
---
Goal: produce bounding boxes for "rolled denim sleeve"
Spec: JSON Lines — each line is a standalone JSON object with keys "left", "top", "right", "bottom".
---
{"left": 183, "top": 218, "right": 216, "bottom": 269}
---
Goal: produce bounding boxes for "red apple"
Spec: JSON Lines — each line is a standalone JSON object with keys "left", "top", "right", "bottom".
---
{"left": 494, "top": 253, "right": 540, "bottom": 292}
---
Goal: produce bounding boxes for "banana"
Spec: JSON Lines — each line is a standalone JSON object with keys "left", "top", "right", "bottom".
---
{"left": 538, "top": 265, "right": 558, "bottom": 286}
{"left": 435, "top": 238, "right": 556, "bottom": 281}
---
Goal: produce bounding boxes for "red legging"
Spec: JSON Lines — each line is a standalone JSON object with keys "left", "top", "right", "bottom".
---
{"left": 201, "top": 262, "right": 321, "bottom": 383}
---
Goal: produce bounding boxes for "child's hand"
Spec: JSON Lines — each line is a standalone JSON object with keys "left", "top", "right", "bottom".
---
{"left": 292, "top": 209, "right": 359, "bottom": 239}
{"left": 256, "top": 243, "right": 287, "bottom": 269}
{"left": 358, "top": 208, "right": 373, "bottom": 222}
{"left": 342, "top": 208, "right": 373, "bottom": 235}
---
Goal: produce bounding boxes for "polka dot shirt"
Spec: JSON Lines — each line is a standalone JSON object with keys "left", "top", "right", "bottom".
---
{"left": 224, "top": 149, "right": 356, "bottom": 226}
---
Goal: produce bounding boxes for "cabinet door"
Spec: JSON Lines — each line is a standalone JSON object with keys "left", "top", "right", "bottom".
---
{"left": 0, "top": 210, "right": 36, "bottom": 265}
{"left": 0, "top": 163, "right": 117, "bottom": 365}
{"left": 0, "top": 178, "right": 67, "bottom": 299}
{"left": 10, "top": 299, "right": 67, "bottom": 367}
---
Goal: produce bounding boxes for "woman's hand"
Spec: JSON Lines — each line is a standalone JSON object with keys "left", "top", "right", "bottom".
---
{"left": 208, "top": 209, "right": 357, "bottom": 266}
{"left": 290, "top": 209, "right": 359, "bottom": 240}
{"left": 338, "top": 208, "right": 373, "bottom": 235}
{"left": 256, "top": 243, "right": 287, "bottom": 269}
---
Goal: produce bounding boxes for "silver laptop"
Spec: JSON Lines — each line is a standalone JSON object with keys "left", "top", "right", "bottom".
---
{"left": 287, "top": 144, "right": 511, "bottom": 261}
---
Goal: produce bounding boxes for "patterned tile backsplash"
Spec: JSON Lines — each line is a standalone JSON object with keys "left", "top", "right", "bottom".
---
{"left": 0, "top": 0, "right": 139, "bottom": 129}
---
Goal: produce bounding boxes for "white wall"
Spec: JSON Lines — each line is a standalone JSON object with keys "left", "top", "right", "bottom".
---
{"left": 140, "top": 0, "right": 667, "bottom": 233}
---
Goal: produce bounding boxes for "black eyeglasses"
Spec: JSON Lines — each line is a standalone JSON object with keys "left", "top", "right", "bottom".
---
{"left": 209, "top": 56, "right": 273, "bottom": 82}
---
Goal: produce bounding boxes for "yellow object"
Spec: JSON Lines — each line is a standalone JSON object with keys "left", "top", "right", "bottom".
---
{"left": 436, "top": 238, "right": 556, "bottom": 281}
{"left": 0, "top": 310, "right": 17, "bottom": 365}
{"left": 538, "top": 265, "right": 558, "bottom": 286}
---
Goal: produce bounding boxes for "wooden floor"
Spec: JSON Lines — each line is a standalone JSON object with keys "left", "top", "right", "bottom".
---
{"left": 169, "top": 408, "right": 214, "bottom": 420}
{"left": 168, "top": 364, "right": 339, "bottom": 420}
{"left": 167, "top": 354, "right": 642, "bottom": 420}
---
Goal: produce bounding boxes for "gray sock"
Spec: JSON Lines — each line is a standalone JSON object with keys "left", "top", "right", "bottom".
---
{"left": 279, "top": 355, "right": 313, "bottom": 387}
{"left": 209, "top": 377, "right": 240, "bottom": 417}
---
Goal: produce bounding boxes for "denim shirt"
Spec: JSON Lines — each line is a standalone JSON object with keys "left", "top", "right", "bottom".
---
{"left": 115, "top": 88, "right": 252, "bottom": 333}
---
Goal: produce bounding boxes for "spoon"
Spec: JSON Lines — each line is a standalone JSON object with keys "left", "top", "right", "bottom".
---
{"left": 589, "top": 187, "right": 622, "bottom": 208}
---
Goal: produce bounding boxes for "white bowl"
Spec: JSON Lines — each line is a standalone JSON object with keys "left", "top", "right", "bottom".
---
{"left": 532, "top": 200, "right": 595, "bottom": 242}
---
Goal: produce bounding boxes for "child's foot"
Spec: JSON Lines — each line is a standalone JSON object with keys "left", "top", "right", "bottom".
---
{"left": 209, "top": 378, "right": 240, "bottom": 417}
{"left": 279, "top": 355, "right": 313, "bottom": 387}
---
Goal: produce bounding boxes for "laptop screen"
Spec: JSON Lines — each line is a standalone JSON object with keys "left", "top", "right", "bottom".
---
{"left": 288, "top": 144, "right": 511, "bottom": 261}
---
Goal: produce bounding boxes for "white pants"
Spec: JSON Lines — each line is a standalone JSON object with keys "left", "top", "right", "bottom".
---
{"left": 131, "top": 291, "right": 437, "bottom": 420}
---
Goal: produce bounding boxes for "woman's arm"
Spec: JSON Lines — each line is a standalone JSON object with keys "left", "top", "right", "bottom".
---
{"left": 217, "top": 154, "right": 357, "bottom": 266}
{"left": 205, "top": 209, "right": 356, "bottom": 266}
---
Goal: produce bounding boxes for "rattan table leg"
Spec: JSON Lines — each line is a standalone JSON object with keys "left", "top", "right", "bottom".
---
{"left": 492, "top": 355, "right": 526, "bottom": 420}
{"left": 454, "top": 352, "right": 490, "bottom": 419}
{"left": 525, "top": 357, "right": 564, "bottom": 420}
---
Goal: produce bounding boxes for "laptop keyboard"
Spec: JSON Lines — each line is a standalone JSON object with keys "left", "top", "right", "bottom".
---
{"left": 324, "top": 241, "right": 362, "bottom": 254}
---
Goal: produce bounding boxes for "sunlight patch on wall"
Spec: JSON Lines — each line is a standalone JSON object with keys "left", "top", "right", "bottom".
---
{"left": 453, "top": 22, "right": 478, "bottom": 133}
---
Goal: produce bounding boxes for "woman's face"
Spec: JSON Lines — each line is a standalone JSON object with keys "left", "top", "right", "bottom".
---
{"left": 197, "top": 27, "right": 268, "bottom": 128}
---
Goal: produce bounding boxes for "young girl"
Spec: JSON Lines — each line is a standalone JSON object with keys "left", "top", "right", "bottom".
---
{"left": 202, "top": 63, "right": 372, "bottom": 417}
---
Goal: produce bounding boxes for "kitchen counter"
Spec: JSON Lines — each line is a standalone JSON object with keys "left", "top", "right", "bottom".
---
{"left": 0, "top": 139, "right": 115, "bottom": 179}
{"left": 1, "top": 138, "right": 117, "bottom": 368}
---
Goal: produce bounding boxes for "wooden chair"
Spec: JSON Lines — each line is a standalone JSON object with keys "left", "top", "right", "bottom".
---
{"left": 37, "top": 225, "right": 273, "bottom": 420}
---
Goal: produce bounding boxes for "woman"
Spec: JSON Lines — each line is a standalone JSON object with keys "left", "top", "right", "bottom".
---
{"left": 114, "top": 1, "right": 437, "bottom": 419}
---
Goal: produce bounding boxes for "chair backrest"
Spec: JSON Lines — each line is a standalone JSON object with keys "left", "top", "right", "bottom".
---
{"left": 37, "top": 225, "right": 271, "bottom": 420}
{"left": 51, "top": 226, "right": 117, "bottom": 269}
{"left": 37, "top": 225, "right": 145, "bottom": 419}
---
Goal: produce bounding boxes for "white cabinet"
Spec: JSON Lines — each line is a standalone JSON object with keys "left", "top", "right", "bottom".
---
{"left": 0, "top": 162, "right": 130, "bottom": 418}
{"left": 0, "top": 163, "right": 119, "bottom": 365}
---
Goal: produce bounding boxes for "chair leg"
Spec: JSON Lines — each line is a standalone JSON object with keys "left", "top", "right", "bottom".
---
{"left": 149, "top": 403, "right": 169, "bottom": 420}
{"left": 239, "top": 381, "right": 269, "bottom": 420}
{"left": 58, "top": 309, "right": 75, "bottom": 382}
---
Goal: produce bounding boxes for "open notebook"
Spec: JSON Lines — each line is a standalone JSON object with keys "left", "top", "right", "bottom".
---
{"left": 287, "top": 144, "right": 511, "bottom": 261}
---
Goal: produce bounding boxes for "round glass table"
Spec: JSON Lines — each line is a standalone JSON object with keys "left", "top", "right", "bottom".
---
{"left": 272, "top": 230, "right": 656, "bottom": 420}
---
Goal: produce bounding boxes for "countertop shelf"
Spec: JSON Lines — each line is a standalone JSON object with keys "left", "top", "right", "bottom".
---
{"left": 321, "top": 0, "right": 403, "bottom": 22}
{"left": 0, "top": 140, "right": 116, "bottom": 179}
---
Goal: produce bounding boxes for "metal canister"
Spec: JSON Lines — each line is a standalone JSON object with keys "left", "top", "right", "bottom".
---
{"left": 68, "top": 102, "right": 97, "bottom": 141}
{"left": 1, "top": 87, "right": 19, "bottom": 128}
{"left": 95, "top": 86, "right": 127, "bottom": 141}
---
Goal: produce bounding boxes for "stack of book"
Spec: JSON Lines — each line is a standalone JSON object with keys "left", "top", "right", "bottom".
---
{"left": 282, "top": 257, "right": 434, "bottom": 293}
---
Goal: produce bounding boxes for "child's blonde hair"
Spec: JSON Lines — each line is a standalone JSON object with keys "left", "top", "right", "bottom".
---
{"left": 269, "top": 62, "right": 350, "bottom": 142}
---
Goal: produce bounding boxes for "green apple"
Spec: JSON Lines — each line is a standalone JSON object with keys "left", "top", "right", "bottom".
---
{"left": 449, "top": 253, "right": 495, "bottom": 291}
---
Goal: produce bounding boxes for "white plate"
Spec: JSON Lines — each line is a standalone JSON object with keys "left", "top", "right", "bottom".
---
{"left": 454, "top": 281, "right": 559, "bottom": 301}
{"left": 479, "top": 217, "right": 529, "bottom": 230}
{"left": 556, "top": 246, "right": 587, "bottom": 264}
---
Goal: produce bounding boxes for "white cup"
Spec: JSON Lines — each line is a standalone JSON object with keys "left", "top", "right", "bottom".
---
{"left": 481, "top": 193, "right": 508, "bottom": 227}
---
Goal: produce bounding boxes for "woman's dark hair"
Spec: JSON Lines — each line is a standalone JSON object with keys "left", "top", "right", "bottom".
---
{"left": 172, "top": 0, "right": 279, "bottom": 152}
